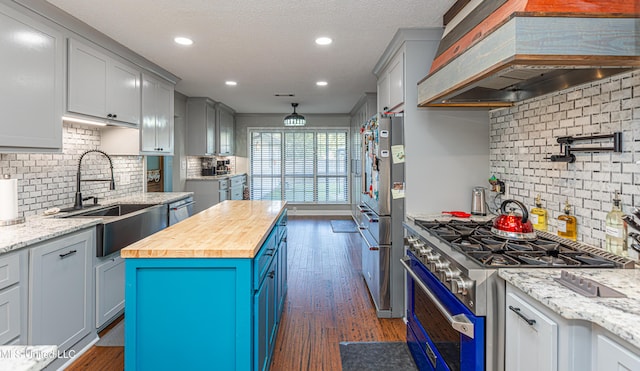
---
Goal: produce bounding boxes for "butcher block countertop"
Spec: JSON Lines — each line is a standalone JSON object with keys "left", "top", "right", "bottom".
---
{"left": 120, "top": 200, "right": 287, "bottom": 259}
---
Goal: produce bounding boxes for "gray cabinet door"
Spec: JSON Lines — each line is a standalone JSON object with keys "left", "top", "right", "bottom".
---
{"left": 0, "top": 2, "right": 63, "bottom": 151}
{"left": 68, "top": 38, "right": 141, "bottom": 126}
{"left": 0, "top": 287, "right": 21, "bottom": 345}
{"left": 217, "top": 106, "right": 235, "bottom": 155}
{"left": 95, "top": 255, "right": 125, "bottom": 328}
{"left": 141, "top": 74, "right": 175, "bottom": 154}
{"left": 185, "top": 180, "right": 221, "bottom": 214}
{"left": 29, "top": 229, "right": 94, "bottom": 351}
{"left": 68, "top": 39, "right": 108, "bottom": 119}
{"left": 107, "top": 59, "right": 141, "bottom": 125}
{"left": 186, "top": 97, "right": 216, "bottom": 155}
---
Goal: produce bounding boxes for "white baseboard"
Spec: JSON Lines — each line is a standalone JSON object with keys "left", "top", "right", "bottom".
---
{"left": 287, "top": 208, "right": 352, "bottom": 216}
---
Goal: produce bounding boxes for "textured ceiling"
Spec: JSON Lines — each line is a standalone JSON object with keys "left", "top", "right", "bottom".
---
{"left": 47, "top": 0, "right": 454, "bottom": 114}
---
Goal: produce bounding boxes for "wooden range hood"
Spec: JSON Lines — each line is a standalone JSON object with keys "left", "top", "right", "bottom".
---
{"left": 417, "top": 0, "right": 640, "bottom": 108}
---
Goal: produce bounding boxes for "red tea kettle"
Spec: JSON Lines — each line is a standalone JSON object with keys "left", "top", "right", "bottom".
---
{"left": 491, "top": 199, "right": 537, "bottom": 240}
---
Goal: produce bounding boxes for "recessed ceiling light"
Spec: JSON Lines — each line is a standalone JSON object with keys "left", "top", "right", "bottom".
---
{"left": 174, "top": 37, "right": 193, "bottom": 46}
{"left": 225, "top": 81, "right": 237, "bottom": 86}
{"left": 316, "top": 81, "right": 328, "bottom": 86}
{"left": 315, "top": 37, "right": 332, "bottom": 45}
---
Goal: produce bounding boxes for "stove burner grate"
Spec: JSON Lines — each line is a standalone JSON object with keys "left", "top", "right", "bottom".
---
{"left": 414, "top": 218, "right": 623, "bottom": 268}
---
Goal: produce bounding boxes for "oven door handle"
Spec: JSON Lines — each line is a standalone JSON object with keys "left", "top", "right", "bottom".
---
{"left": 400, "top": 258, "right": 475, "bottom": 339}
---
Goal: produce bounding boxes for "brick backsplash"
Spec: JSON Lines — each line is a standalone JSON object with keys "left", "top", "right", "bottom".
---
{"left": 489, "top": 70, "right": 640, "bottom": 249}
{"left": 0, "top": 123, "right": 143, "bottom": 217}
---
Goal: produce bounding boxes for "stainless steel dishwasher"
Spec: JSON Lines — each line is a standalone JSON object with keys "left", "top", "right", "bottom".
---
{"left": 169, "top": 196, "right": 194, "bottom": 225}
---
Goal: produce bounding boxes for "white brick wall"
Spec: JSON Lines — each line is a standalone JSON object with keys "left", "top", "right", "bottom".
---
{"left": 0, "top": 123, "right": 143, "bottom": 217}
{"left": 489, "top": 70, "right": 640, "bottom": 248}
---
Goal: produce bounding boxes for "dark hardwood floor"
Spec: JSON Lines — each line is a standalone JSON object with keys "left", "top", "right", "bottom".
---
{"left": 66, "top": 217, "right": 406, "bottom": 370}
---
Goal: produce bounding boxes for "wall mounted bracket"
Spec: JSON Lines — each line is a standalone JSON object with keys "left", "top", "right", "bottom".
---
{"left": 545, "top": 132, "right": 622, "bottom": 163}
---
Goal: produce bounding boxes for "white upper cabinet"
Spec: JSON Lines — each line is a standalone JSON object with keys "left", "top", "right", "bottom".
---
{"left": 377, "top": 51, "right": 404, "bottom": 113}
{"left": 0, "top": 2, "right": 63, "bottom": 152}
{"left": 68, "top": 38, "right": 141, "bottom": 126}
{"left": 388, "top": 53, "right": 404, "bottom": 110}
{"left": 140, "top": 73, "right": 174, "bottom": 155}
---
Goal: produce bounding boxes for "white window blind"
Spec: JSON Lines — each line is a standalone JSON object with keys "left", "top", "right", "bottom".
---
{"left": 250, "top": 129, "right": 349, "bottom": 204}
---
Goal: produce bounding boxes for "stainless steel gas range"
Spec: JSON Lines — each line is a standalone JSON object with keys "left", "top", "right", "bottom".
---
{"left": 402, "top": 218, "right": 634, "bottom": 371}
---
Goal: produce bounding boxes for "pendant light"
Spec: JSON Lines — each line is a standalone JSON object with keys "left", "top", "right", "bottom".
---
{"left": 283, "top": 103, "right": 306, "bottom": 126}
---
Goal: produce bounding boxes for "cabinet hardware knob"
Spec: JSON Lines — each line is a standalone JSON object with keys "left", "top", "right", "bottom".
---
{"left": 268, "top": 271, "right": 275, "bottom": 279}
{"left": 112, "top": 114, "right": 117, "bottom": 118}
{"left": 59, "top": 250, "right": 77, "bottom": 259}
{"left": 107, "top": 114, "right": 113, "bottom": 118}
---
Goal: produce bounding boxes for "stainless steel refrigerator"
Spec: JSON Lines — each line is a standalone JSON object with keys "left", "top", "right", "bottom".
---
{"left": 355, "top": 113, "right": 405, "bottom": 318}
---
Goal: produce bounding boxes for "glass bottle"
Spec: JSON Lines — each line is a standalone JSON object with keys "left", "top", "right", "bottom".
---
{"left": 530, "top": 194, "right": 548, "bottom": 231}
{"left": 605, "top": 190, "right": 627, "bottom": 256}
{"left": 557, "top": 201, "right": 577, "bottom": 241}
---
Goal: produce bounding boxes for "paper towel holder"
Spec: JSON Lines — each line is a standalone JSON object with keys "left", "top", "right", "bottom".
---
{"left": 0, "top": 174, "right": 25, "bottom": 226}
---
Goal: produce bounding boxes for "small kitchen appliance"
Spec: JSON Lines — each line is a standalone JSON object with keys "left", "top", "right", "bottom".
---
{"left": 216, "top": 160, "right": 230, "bottom": 175}
{"left": 470, "top": 187, "right": 486, "bottom": 216}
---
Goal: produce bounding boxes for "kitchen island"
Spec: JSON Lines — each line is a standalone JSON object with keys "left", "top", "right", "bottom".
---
{"left": 121, "top": 200, "right": 288, "bottom": 371}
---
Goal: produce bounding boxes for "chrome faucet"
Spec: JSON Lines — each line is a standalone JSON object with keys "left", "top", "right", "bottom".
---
{"left": 74, "top": 149, "right": 116, "bottom": 210}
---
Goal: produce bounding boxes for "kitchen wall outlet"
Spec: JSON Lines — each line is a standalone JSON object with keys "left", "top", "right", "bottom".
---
{"left": 504, "top": 183, "right": 510, "bottom": 197}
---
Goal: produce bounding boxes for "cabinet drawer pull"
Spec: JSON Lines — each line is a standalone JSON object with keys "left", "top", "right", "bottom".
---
{"left": 59, "top": 250, "right": 77, "bottom": 259}
{"left": 265, "top": 248, "right": 276, "bottom": 256}
{"left": 509, "top": 305, "right": 536, "bottom": 326}
{"left": 268, "top": 271, "right": 275, "bottom": 279}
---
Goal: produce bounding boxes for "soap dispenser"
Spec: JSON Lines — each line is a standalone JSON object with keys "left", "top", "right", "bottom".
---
{"left": 605, "top": 190, "right": 627, "bottom": 256}
{"left": 557, "top": 200, "right": 577, "bottom": 241}
{"left": 530, "top": 194, "right": 548, "bottom": 231}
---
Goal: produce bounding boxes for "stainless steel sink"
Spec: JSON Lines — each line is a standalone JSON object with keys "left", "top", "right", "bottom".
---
{"left": 61, "top": 203, "right": 168, "bottom": 257}
{"left": 67, "top": 203, "right": 157, "bottom": 217}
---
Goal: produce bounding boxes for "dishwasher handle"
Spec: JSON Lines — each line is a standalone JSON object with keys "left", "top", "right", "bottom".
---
{"left": 170, "top": 201, "right": 195, "bottom": 211}
{"left": 400, "top": 257, "right": 475, "bottom": 339}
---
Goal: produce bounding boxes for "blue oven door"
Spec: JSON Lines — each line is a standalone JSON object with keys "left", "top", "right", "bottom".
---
{"left": 401, "top": 253, "right": 485, "bottom": 371}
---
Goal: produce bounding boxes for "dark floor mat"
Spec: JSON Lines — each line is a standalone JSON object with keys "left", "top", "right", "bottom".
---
{"left": 339, "top": 341, "right": 418, "bottom": 371}
{"left": 330, "top": 219, "right": 359, "bottom": 233}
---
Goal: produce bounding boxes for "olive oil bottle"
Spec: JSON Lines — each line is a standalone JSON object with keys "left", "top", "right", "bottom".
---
{"left": 557, "top": 201, "right": 577, "bottom": 241}
{"left": 605, "top": 190, "right": 627, "bottom": 256}
{"left": 530, "top": 194, "right": 548, "bottom": 231}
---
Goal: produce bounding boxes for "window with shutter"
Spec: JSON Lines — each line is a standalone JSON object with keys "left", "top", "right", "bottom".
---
{"left": 250, "top": 128, "right": 349, "bottom": 204}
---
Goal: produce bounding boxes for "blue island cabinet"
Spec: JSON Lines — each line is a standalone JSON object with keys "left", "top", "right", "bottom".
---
{"left": 124, "top": 209, "right": 287, "bottom": 371}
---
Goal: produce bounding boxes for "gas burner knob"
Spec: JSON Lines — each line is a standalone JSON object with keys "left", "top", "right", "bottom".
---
{"left": 452, "top": 277, "right": 473, "bottom": 296}
{"left": 434, "top": 260, "right": 450, "bottom": 271}
{"left": 443, "top": 268, "right": 461, "bottom": 281}
{"left": 424, "top": 252, "right": 440, "bottom": 263}
{"left": 409, "top": 242, "right": 424, "bottom": 254}
{"left": 418, "top": 245, "right": 433, "bottom": 256}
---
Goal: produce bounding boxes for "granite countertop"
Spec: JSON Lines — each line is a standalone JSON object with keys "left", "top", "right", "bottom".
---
{"left": 0, "top": 345, "right": 57, "bottom": 371}
{"left": 0, "top": 192, "right": 193, "bottom": 256}
{"left": 187, "top": 173, "right": 246, "bottom": 181}
{"left": 499, "top": 268, "right": 640, "bottom": 350}
{"left": 121, "top": 200, "right": 286, "bottom": 259}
